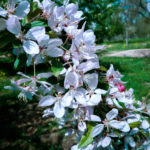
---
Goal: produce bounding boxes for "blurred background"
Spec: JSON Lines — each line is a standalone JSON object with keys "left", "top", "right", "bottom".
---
{"left": 0, "top": 0, "right": 150, "bottom": 150}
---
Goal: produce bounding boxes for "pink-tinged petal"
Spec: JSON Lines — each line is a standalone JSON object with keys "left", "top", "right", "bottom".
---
{"left": 23, "top": 40, "right": 40, "bottom": 55}
{"left": 65, "top": 3, "right": 78, "bottom": 16}
{"left": 91, "top": 124, "right": 104, "bottom": 138}
{"left": 84, "top": 73, "right": 98, "bottom": 90}
{"left": 26, "top": 27, "right": 45, "bottom": 42}
{"left": 0, "top": 7, "right": 7, "bottom": 17}
{"left": 106, "top": 108, "right": 118, "bottom": 121}
{"left": 38, "top": 95, "right": 56, "bottom": 107}
{"left": 45, "top": 47, "right": 64, "bottom": 57}
{"left": 6, "top": 15, "right": 21, "bottom": 35}
{"left": 78, "top": 59, "right": 100, "bottom": 73}
{"left": 78, "top": 121, "right": 86, "bottom": 132}
{"left": 117, "top": 83, "right": 126, "bottom": 92}
{"left": 15, "top": 1, "right": 30, "bottom": 19}
{"left": 0, "top": 18, "right": 6, "bottom": 31}
{"left": 83, "top": 29, "right": 95, "bottom": 45}
{"left": 101, "top": 137, "right": 111, "bottom": 148}
{"left": 54, "top": 101, "right": 65, "bottom": 118}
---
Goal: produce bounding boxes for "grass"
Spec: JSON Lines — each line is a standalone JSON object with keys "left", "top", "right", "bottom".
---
{"left": 102, "top": 37, "right": 150, "bottom": 53}
{"left": 100, "top": 57, "right": 150, "bottom": 100}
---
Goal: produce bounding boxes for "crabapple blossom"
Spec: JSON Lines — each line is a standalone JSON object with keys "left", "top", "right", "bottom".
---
{"left": 1, "top": 1, "right": 150, "bottom": 149}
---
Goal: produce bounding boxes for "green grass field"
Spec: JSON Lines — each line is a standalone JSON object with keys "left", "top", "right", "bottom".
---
{"left": 103, "top": 38, "right": 150, "bottom": 53}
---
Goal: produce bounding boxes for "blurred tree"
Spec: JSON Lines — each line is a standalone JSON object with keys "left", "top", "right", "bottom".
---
{"left": 54, "top": 0, "right": 125, "bottom": 43}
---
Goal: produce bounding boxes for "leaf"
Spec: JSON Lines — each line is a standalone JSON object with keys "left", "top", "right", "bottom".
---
{"left": 51, "top": 60, "right": 63, "bottom": 77}
{"left": 99, "top": 65, "right": 107, "bottom": 72}
{"left": 48, "top": 31, "right": 58, "bottom": 38}
{"left": 129, "top": 121, "right": 141, "bottom": 128}
{"left": 30, "top": 21, "right": 48, "bottom": 28}
{"left": 27, "top": 2, "right": 42, "bottom": 23}
{"left": 14, "top": 57, "right": 20, "bottom": 69}
{"left": 139, "top": 129, "right": 148, "bottom": 138}
{"left": 118, "top": 101, "right": 125, "bottom": 108}
{"left": 78, "top": 124, "right": 94, "bottom": 148}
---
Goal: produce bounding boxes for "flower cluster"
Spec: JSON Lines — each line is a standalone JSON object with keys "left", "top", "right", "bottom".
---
{"left": 1, "top": 0, "right": 150, "bottom": 149}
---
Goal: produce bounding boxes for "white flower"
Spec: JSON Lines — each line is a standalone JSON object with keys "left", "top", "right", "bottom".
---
{"left": 83, "top": 73, "right": 106, "bottom": 106}
{"left": 0, "top": 0, "right": 30, "bottom": 35}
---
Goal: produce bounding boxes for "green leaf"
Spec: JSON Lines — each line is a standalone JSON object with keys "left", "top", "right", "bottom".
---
{"left": 129, "top": 121, "right": 141, "bottom": 128}
{"left": 139, "top": 129, "right": 147, "bottom": 138}
{"left": 99, "top": 65, "right": 107, "bottom": 72}
{"left": 118, "top": 101, "right": 125, "bottom": 108}
{"left": 48, "top": 31, "right": 58, "bottom": 38}
{"left": 27, "top": 2, "right": 42, "bottom": 22}
{"left": 14, "top": 57, "right": 20, "bottom": 69}
{"left": 31, "top": 21, "right": 48, "bottom": 27}
{"left": 78, "top": 124, "right": 94, "bottom": 149}
{"left": 51, "top": 60, "right": 63, "bottom": 77}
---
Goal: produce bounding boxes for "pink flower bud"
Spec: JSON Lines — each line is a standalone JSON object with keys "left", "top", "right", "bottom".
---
{"left": 117, "top": 83, "right": 126, "bottom": 92}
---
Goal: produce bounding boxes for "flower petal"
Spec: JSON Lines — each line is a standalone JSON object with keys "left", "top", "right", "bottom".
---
{"left": 78, "top": 59, "right": 100, "bottom": 73}
{"left": 106, "top": 108, "right": 118, "bottom": 121}
{"left": 48, "top": 38, "right": 63, "bottom": 48}
{"left": 140, "top": 120, "right": 150, "bottom": 129}
{"left": 83, "top": 30, "right": 95, "bottom": 46}
{"left": 6, "top": 15, "right": 21, "bottom": 35}
{"left": 54, "top": 101, "right": 65, "bottom": 118}
{"left": 89, "top": 94, "right": 102, "bottom": 106}
{"left": 101, "top": 137, "right": 111, "bottom": 148}
{"left": 15, "top": 1, "right": 30, "bottom": 19}
{"left": 62, "top": 91, "right": 73, "bottom": 107}
{"left": 38, "top": 95, "right": 56, "bottom": 107}
{"left": 26, "top": 26, "right": 46, "bottom": 42}
{"left": 45, "top": 47, "right": 64, "bottom": 57}
{"left": 65, "top": 3, "right": 78, "bottom": 16}
{"left": 84, "top": 73, "right": 98, "bottom": 90}
{"left": 64, "top": 70, "right": 79, "bottom": 89}
{"left": 23, "top": 40, "right": 40, "bottom": 55}
{"left": 0, "top": 7, "right": 7, "bottom": 17}
{"left": 37, "top": 72, "right": 52, "bottom": 79}
{"left": 78, "top": 121, "right": 86, "bottom": 132}
{"left": 91, "top": 124, "right": 104, "bottom": 138}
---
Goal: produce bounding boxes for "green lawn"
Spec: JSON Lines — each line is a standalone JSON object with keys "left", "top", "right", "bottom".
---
{"left": 103, "top": 38, "right": 150, "bottom": 53}
{"left": 100, "top": 57, "right": 150, "bottom": 100}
